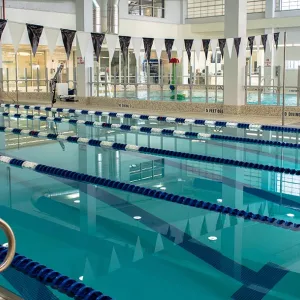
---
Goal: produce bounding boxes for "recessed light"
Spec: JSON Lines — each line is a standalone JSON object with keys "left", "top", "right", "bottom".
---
{"left": 208, "top": 236, "right": 217, "bottom": 241}
{"left": 79, "top": 276, "right": 84, "bottom": 281}
{"left": 133, "top": 216, "right": 142, "bottom": 220}
{"left": 217, "top": 199, "right": 223, "bottom": 203}
{"left": 287, "top": 213, "right": 295, "bottom": 218}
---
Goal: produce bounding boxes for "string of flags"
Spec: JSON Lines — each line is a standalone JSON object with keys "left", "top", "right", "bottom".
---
{"left": 0, "top": 19, "right": 280, "bottom": 63}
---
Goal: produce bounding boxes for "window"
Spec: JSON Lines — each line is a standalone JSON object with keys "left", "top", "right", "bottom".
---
{"left": 128, "top": 0, "right": 165, "bottom": 18}
{"left": 187, "top": 0, "right": 265, "bottom": 18}
{"left": 277, "top": 174, "right": 300, "bottom": 196}
{"left": 286, "top": 60, "right": 300, "bottom": 69}
{"left": 276, "top": 0, "right": 300, "bottom": 10}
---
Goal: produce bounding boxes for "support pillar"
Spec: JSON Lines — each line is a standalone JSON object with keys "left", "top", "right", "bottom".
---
{"left": 224, "top": 0, "right": 247, "bottom": 106}
{"left": 76, "top": 0, "right": 94, "bottom": 97}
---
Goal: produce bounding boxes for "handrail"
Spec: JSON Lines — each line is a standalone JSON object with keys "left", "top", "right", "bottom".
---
{"left": 0, "top": 218, "right": 16, "bottom": 272}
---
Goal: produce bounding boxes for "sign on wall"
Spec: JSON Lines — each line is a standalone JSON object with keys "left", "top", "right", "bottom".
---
{"left": 77, "top": 56, "right": 85, "bottom": 65}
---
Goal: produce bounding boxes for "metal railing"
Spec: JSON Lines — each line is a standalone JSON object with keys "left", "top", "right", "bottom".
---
{"left": 0, "top": 218, "right": 16, "bottom": 272}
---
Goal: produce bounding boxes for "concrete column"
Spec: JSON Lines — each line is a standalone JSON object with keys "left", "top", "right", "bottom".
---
{"left": 223, "top": 0, "right": 247, "bottom": 106}
{"left": 76, "top": 0, "right": 94, "bottom": 97}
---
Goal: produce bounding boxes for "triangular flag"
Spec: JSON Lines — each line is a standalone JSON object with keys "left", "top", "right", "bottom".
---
{"left": 77, "top": 31, "right": 91, "bottom": 59}
{"left": 119, "top": 36, "right": 131, "bottom": 61}
{"left": 234, "top": 37, "right": 241, "bottom": 57}
{"left": 61, "top": 29, "right": 76, "bottom": 60}
{"left": 131, "top": 37, "right": 142, "bottom": 62}
{"left": 248, "top": 36, "right": 255, "bottom": 56}
{"left": 105, "top": 34, "right": 118, "bottom": 63}
{"left": 108, "top": 247, "right": 121, "bottom": 272}
{"left": 226, "top": 38, "right": 234, "bottom": 59}
{"left": 274, "top": 32, "right": 280, "bottom": 50}
{"left": 200, "top": 216, "right": 208, "bottom": 235}
{"left": 210, "top": 39, "right": 218, "bottom": 59}
{"left": 218, "top": 39, "right": 226, "bottom": 58}
{"left": 268, "top": 33, "right": 273, "bottom": 52}
{"left": 184, "top": 39, "right": 193, "bottom": 63}
{"left": 44, "top": 27, "right": 60, "bottom": 56}
{"left": 26, "top": 24, "right": 43, "bottom": 57}
{"left": 133, "top": 237, "right": 143, "bottom": 262}
{"left": 154, "top": 233, "right": 164, "bottom": 253}
{"left": 143, "top": 37, "right": 154, "bottom": 62}
{"left": 261, "top": 34, "right": 268, "bottom": 52}
{"left": 165, "top": 39, "right": 174, "bottom": 61}
{"left": 216, "top": 213, "right": 225, "bottom": 231}
{"left": 8, "top": 21, "right": 25, "bottom": 53}
{"left": 0, "top": 20, "right": 7, "bottom": 42}
{"left": 255, "top": 35, "right": 261, "bottom": 52}
{"left": 258, "top": 203, "right": 264, "bottom": 215}
{"left": 193, "top": 39, "right": 202, "bottom": 61}
{"left": 202, "top": 39, "right": 210, "bottom": 60}
{"left": 175, "top": 39, "right": 184, "bottom": 60}
{"left": 154, "top": 38, "right": 164, "bottom": 60}
{"left": 91, "top": 33, "right": 105, "bottom": 62}
{"left": 263, "top": 202, "right": 269, "bottom": 216}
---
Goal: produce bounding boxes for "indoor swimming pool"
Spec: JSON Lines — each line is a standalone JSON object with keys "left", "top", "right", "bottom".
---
{"left": 0, "top": 105, "right": 300, "bottom": 299}
{"left": 111, "top": 90, "right": 297, "bottom": 106}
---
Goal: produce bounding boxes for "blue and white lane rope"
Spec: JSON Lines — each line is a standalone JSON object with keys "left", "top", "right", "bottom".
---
{"left": 2, "top": 126, "right": 300, "bottom": 175}
{"left": 0, "top": 154, "right": 299, "bottom": 231}
{"left": 0, "top": 246, "right": 112, "bottom": 300}
{"left": 2, "top": 112, "right": 300, "bottom": 149}
{"left": 1, "top": 103, "right": 296, "bottom": 133}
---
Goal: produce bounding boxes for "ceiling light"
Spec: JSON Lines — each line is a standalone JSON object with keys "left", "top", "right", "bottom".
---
{"left": 74, "top": 200, "right": 80, "bottom": 204}
{"left": 2, "top": 243, "right": 8, "bottom": 248}
{"left": 67, "top": 193, "right": 80, "bottom": 199}
{"left": 153, "top": 184, "right": 163, "bottom": 188}
{"left": 133, "top": 216, "right": 142, "bottom": 220}
{"left": 160, "top": 187, "right": 166, "bottom": 190}
{"left": 287, "top": 213, "right": 295, "bottom": 218}
{"left": 79, "top": 276, "right": 84, "bottom": 281}
{"left": 208, "top": 236, "right": 217, "bottom": 241}
{"left": 217, "top": 199, "right": 222, "bottom": 203}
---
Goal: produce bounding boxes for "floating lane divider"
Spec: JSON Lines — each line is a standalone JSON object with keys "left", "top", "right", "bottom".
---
{"left": 0, "top": 246, "right": 112, "bottom": 300}
{"left": 0, "top": 155, "right": 299, "bottom": 231}
{"left": 1, "top": 126, "right": 300, "bottom": 175}
{"left": 2, "top": 103, "right": 298, "bottom": 133}
{"left": 2, "top": 113, "right": 300, "bottom": 149}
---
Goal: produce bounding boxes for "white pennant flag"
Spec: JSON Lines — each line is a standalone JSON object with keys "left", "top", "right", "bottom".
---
{"left": 268, "top": 33, "right": 273, "bottom": 52}
{"left": 133, "top": 237, "right": 143, "bottom": 262}
{"left": 175, "top": 39, "right": 184, "bottom": 60}
{"left": 255, "top": 35, "right": 261, "bottom": 52}
{"left": 210, "top": 39, "right": 218, "bottom": 59}
{"left": 77, "top": 31, "right": 91, "bottom": 59}
{"left": 44, "top": 27, "right": 60, "bottom": 56}
{"left": 105, "top": 34, "right": 118, "bottom": 63}
{"left": 193, "top": 39, "right": 202, "bottom": 61}
{"left": 154, "top": 233, "right": 164, "bottom": 253}
{"left": 8, "top": 21, "right": 25, "bottom": 53}
{"left": 131, "top": 37, "right": 142, "bottom": 62}
{"left": 154, "top": 38, "right": 164, "bottom": 60}
{"left": 108, "top": 247, "right": 121, "bottom": 273}
{"left": 226, "top": 38, "right": 234, "bottom": 59}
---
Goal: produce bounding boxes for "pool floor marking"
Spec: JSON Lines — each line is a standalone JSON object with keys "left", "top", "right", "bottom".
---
{"left": 2, "top": 126, "right": 300, "bottom": 177}
{"left": 3, "top": 103, "right": 300, "bottom": 133}
{"left": 3, "top": 112, "right": 300, "bottom": 150}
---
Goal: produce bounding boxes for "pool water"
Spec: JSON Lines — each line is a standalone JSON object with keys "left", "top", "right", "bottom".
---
{"left": 110, "top": 89, "right": 298, "bottom": 106}
{"left": 1, "top": 110, "right": 300, "bottom": 299}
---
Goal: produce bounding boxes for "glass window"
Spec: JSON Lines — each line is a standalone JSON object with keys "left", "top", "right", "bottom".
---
{"left": 128, "top": 0, "right": 165, "bottom": 18}
{"left": 276, "top": 0, "right": 300, "bottom": 10}
{"left": 187, "top": 0, "right": 265, "bottom": 18}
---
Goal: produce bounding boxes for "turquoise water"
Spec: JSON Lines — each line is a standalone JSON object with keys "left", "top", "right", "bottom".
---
{"left": 112, "top": 90, "right": 298, "bottom": 106}
{"left": 1, "top": 112, "right": 300, "bottom": 298}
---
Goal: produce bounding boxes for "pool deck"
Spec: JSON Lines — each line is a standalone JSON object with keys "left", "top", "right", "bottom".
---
{"left": 2, "top": 97, "right": 300, "bottom": 126}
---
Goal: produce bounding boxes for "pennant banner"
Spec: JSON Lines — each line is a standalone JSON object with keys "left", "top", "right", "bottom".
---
{"left": 248, "top": 36, "right": 255, "bottom": 56}
{"left": 274, "top": 32, "right": 280, "bottom": 50}
{"left": 165, "top": 39, "right": 174, "bottom": 61}
{"left": 119, "top": 35, "right": 131, "bottom": 62}
{"left": 26, "top": 24, "right": 43, "bottom": 57}
{"left": 131, "top": 37, "right": 142, "bottom": 62}
{"left": 0, "top": 19, "right": 7, "bottom": 42}
{"left": 218, "top": 39, "right": 226, "bottom": 58}
{"left": 210, "top": 39, "right": 218, "bottom": 59}
{"left": 154, "top": 38, "right": 164, "bottom": 60}
{"left": 106, "top": 34, "right": 118, "bottom": 62}
{"left": 61, "top": 29, "right": 76, "bottom": 59}
{"left": 184, "top": 39, "right": 193, "bottom": 63}
{"left": 261, "top": 34, "right": 268, "bottom": 52}
{"left": 234, "top": 37, "right": 241, "bottom": 57}
{"left": 8, "top": 21, "right": 25, "bottom": 53}
{"left": 44, "top": 27, "right": 59, "bottom": 56}
{"left": 202, "top": 39, "right": 210, "bottom": 60}
{"left": 77, "top": 31, "right": 91, "bottom": 59}
{"left": 91, "top": 32, "right": 105, "bottom": 61}
{"left": 143, "top": 37, "right": 153, "bottom": 62}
